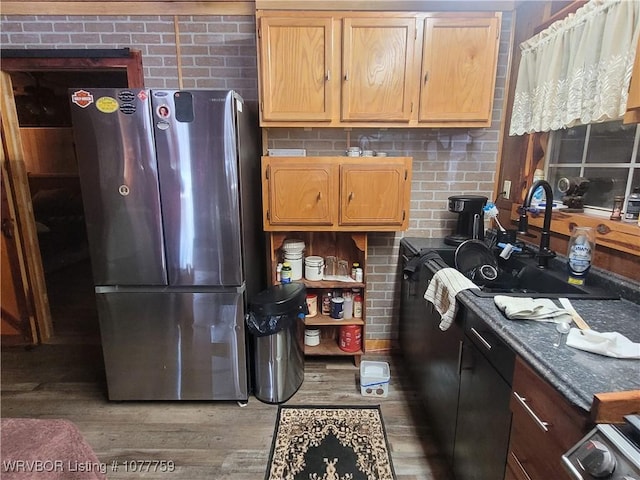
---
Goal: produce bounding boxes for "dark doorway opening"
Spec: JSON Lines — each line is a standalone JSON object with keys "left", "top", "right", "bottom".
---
{"left": 2, "top": 49, "right": 143, "bottom": 343}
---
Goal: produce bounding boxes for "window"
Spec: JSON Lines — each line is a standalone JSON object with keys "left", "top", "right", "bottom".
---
{"left": 546, "top": 121, "right": 640, "bottom": 215}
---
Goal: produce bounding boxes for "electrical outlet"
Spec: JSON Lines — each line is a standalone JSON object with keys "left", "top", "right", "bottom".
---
{"left": 503, "top": 180, "right": 512, "bottom": 200}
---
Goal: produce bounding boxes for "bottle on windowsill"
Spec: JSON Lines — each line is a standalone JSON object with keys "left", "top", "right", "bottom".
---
{"left": 531, "top": 169, "right": 546, "bottom": 210}
{"left": 623, "top": 187, "right": 640, "bottom": 223}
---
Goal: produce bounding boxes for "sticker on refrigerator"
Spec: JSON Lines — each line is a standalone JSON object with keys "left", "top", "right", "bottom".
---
{"left": 71, "top": 90, "right": 94, "bottom": 108}
{"left": 118, "top": 90, "right": 135, "bottom": 102}
{"left": 156, "top": 121, "right": 170, "bottom": 130}
{"left": 119, "top": 103, "right": 136, "bottom": 115}
{"left": 96, "top": 97, "right": 119, "bottom": 114}
{"left": 137, "top": 91, "right": 148, "bottom": 101}
{"left": 156, "top": 105, "right": 170, "bottom": 118}
{"left": 118, "top": 185, "right": 130, "bottom": 196}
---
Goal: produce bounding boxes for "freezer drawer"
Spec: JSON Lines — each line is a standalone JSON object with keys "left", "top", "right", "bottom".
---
{"left": 96, "top": 289, "right": 248, "bottom": 401}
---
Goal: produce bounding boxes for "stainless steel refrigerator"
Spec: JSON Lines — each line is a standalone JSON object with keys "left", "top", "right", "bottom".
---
{"left": 69, "top": 88, "right": 264, "bottom": 401}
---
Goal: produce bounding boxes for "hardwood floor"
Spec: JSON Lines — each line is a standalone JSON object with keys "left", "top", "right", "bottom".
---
{"left": 1, "top": 342, "right": 453, "bottom": 480}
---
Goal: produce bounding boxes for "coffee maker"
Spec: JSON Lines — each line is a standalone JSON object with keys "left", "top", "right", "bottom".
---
{"left": 444, "top": 195, "right": 488, "bottom": 246}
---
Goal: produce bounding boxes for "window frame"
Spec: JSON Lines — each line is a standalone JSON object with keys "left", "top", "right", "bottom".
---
{"left": 545, "top": 121, "right": 640, "bottom": 216}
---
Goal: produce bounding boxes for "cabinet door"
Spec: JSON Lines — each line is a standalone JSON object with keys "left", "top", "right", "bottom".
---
{"left": 265, "top": 161, "right": 336, "bottom": 227}
{"left": 419, "top": 16, "right": 500, "bottom": 124}
{"left": 259, "top": 16, "right": 334, "bottom": 122}
{"left": 341, "top": 17, "right": 416, "bottom": 122}
{"left": 339, "top": 162, "right": 409, "bottom": 227}
{"left": 507, "top": 358, "right": 588, "bottom": 480}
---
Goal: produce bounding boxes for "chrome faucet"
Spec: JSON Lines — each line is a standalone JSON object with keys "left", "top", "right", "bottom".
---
{"left": 517, "top": 180, "right": 556, "bottom": 268}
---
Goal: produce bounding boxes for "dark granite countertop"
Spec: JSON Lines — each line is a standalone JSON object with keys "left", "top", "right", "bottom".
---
{"left": 459, "top": 293, "right": 640, "bottom": 412}
{"left": 401, "top": 236, "right": 640, "bottom": 414}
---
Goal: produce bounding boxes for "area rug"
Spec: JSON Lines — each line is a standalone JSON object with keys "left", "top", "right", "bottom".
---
{"left": 265, "top": 405, "right": 396, "bottom": 480}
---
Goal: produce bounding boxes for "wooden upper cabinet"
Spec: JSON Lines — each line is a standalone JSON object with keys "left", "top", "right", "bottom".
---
{"left": 263, "top": 160, "right": 336, "bottom": 226}
{"left": 341, "top": 17, "right": 416, "bottom": 122}
{"left": 262, "top": 156, "right": 412, "bottom": 231}
{"left": 419, "top": 15, "right": 500, "bottom": 125}
{"left": 340, "top": 163, "right": 409, "bottom": 226}
{"left": 256, "top": 10, "right": 501, "bottom": 127}
{"left": 258, "top": 16, "right": 334, "bottom": 122}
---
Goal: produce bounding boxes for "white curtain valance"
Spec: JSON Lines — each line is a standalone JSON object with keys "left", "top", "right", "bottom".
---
{"left": 510, "top": 0, "right": 640, "bottom": 136}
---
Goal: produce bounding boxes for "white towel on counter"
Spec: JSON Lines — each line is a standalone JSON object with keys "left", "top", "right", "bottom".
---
{"left": 566, "top": 328, "right": 640, "bottom": 359}
{"left": 494, "top": 295, "right": 573, "bottom": 323}
{"left": 424, "top": 268, "right": 479, "bottom": 331}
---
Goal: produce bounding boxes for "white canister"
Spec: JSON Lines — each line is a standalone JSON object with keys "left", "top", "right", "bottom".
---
{"left": 283, "top": 239, "right": 305, "bottom": 280}
{"left": 305, "top": 255, "right": 325, "bottom": 281}
{"left": 305, "top": 328, "right": 320, "bottom": 347}
{"left": 343, "top": 296, "right": 353, "bottom": 319}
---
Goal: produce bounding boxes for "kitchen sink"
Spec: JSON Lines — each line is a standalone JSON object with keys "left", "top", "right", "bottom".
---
{"left": 430, "top": 248, "right": 618, "bottom": 299}
{"left": 472, "top": 255, "right": 618, "bottom": 299}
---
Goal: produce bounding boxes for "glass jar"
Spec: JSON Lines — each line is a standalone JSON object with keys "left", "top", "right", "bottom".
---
{"left": 353, "top": 294, "right": 363, "bottom": 318}
{"left": 567, "top": 227, "right": 595, "bottom": 286}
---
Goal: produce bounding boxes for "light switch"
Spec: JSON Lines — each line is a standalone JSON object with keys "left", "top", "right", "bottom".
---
{"left": 503, "top": 180, "right": 511, "bottom": 200}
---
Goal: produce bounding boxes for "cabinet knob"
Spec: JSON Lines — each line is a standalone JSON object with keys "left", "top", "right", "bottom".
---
{"left": 325, "top": 70, "right": 331, "bottom": 81}
{"left": 317, "top": 191, "right": 322, "bottom": 201}
{"left": 348, "top": 192, "right": 354, "bottom": 202}
{"left": 344, "top": 72, "right": 349, "bottom": 82}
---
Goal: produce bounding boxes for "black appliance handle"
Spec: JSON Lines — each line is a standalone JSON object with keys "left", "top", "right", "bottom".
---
{"left": 403, "top": 250, "right": 443, "bottom": 280}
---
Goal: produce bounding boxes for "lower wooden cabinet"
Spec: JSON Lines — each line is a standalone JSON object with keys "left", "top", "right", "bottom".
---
{"left": 268, "top": 231, "right": 367, "bottom": 365}
{"left": 505, "top": 357, "right": 590, "bottom": 480}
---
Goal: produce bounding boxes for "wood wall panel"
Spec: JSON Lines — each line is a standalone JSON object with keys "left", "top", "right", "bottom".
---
{"left": 20, "top": 128, "right": 77, "bottom": 176}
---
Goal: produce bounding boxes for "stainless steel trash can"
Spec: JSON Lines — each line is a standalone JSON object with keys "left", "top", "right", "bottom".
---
{"left": 247, "top": 283, "right": 306, "bottom": 404}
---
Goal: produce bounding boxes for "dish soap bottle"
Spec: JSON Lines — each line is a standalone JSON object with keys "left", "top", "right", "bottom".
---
{"left": 531, "top": 169, "right": 546, "bottom": 209}
{"left": 567, "top": 227, "right": 595, "bottom": 286}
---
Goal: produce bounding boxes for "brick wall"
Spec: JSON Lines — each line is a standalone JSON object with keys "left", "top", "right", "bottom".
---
{"left": 1, "top": 11, "right": 512, "bottom": 347}
{"left": 0, "top": 15, "right": 258, "bottom": 99}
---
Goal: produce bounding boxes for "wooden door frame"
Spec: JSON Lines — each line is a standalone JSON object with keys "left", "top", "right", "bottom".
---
{"left": 1, "top": 145, "right": 38, "bottom": 345}
{"left": 0, "top": 49, "right": 144, "bottom": 344}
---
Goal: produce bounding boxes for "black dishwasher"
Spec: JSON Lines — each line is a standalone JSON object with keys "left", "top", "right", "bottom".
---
{"left": 400, "top": 238, "right": 461, "bottom": 468}
{"left": 454, "top": 310, "right": 514, "bottom": 480}
{"left": 400, "top": 237, "right": 514, "bottom": 480}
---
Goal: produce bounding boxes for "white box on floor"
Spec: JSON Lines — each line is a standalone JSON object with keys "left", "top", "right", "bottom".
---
{"left": 360, "top": 360, "right": 390, "bottom": 397}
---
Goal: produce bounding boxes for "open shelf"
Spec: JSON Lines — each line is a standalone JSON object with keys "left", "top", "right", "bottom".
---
{"left": 304, "top": 337, "right": 363, "bottom": 357}
{"left": 304, "top": 314, "right": 365, "bottom": 326}
{"left": 298, "top": 279, "right": 365, "bottom": 289}
{"left": 268, "top": 231, "right": 367, "bottom": 366}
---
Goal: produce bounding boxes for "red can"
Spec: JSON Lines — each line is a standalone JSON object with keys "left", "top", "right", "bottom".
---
{"left": 339, "top": 325, "right": 362, "bottom": 352}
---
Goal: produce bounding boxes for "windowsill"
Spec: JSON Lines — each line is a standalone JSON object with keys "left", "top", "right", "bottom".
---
{"left": 509, "top": 204, "right": 640, "bottom": 257}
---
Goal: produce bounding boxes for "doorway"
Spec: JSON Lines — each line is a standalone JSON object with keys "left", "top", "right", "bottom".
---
{"left": 1, "top": 49, "right": 144, "bottom": 344}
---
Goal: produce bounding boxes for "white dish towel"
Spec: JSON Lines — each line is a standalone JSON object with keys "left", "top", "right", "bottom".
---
{"left": 566, "top": 328, "right": 640, "bottom": 359}
{"left": 424, "top": 268, "right": 478, "bottom": 331}
{"left": 494, "top": 295, "right": 573, "bottom": 323}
